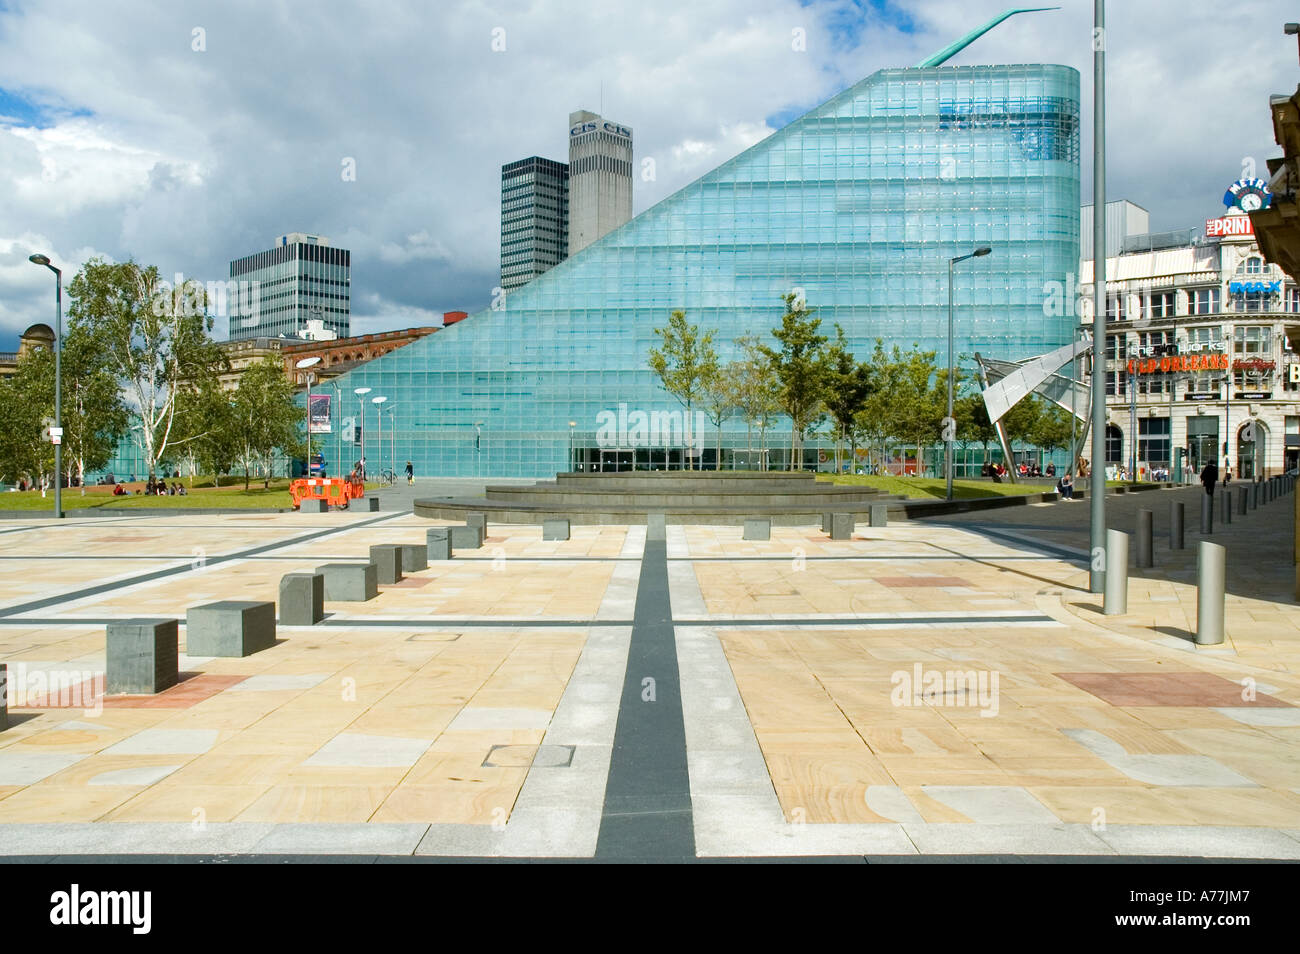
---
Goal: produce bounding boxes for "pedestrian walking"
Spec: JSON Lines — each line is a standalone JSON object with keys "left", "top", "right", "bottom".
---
{"left": 1201, "top": 460, "right": 1219, "bottom": 496}
{"left": 405, "top": 460, "right": 413, "bottom": 485}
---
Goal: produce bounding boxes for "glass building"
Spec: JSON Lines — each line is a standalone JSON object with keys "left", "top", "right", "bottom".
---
{"left": 500, "top": 157, "right": 570, "bottom": 292}
{"left": 229, "top": 233, "right": 351, "bottom": 340}
{"left": 331, "top": 63, "right": 1081, "bottom": 478}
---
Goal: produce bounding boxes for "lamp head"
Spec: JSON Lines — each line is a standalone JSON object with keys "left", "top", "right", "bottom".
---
{"left": 28, "top": 253, "right": 51, "bottom": 266}
{"left": 295, "top": 356, "right": 322, "bottom": 369}
{"left": 1286, "top": 22, "right": 1299, "bottom": 34}
{"left": 973, "top": 246, "right": 992, "bottom": 257}
{"left": 354, "top": 386, "right": 372, "bottom": 396}
{"left": 372, "top": 396, "right": 387, "bottom": 405}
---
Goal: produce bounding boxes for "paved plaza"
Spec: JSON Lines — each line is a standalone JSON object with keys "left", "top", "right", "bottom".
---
{"left": 0, "top": 483, "right": 1297, "bottom": 860}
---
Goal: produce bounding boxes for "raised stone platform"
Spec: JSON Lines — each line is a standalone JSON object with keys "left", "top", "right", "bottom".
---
{"left": 415, "top": 471, "right": 901, "bottom": 527}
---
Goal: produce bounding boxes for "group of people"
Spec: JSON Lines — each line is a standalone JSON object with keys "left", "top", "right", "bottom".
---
{"left": 112, "top": 478, "right": 186, "bottom": 496}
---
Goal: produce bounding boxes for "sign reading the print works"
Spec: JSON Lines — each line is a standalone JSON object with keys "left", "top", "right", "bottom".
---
{"left": 1205, "top": 178, "right": 1272, "bottom": 238}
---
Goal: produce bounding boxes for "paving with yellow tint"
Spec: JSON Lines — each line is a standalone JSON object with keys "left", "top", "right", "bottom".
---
{"left": 0, "top": 485, "right": 1298, "bottom": 859}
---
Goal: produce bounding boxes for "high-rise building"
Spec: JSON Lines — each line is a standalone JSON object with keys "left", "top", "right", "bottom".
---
{"left": 228, "top": 232, "right": 351, "bottom": 340}
{"left": 567, "top": 109, "right": 633, "bottom": 255}
{"left": 500, "top": 157, "right": 569, "bottom": 292}
{"left": 327, "top": 62, "right": 1080, "bottom": 478}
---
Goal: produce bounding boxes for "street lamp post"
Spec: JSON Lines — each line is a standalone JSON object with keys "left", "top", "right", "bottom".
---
{"left": 332, "top": 380, "right": 343, "bottom": 479}
{"left": 28, "top": 254, "right": 63, "bottom": 519}
{"left": 569, "top": 421, "right": 576, "bottom": 472}
{"left": 1089, "top": 0, "right": 1108, "bottom": 594}
{"left": 946, "top": 247, "right": 992, "bottom": 500}
{"left": 385, "top": 404, "right": 397, "bottom": 479}
{"left": 354, "top": 387, "right": 371, "bottom": 476}
{"left": 372, "top": 396, "right": 388, "bottom": 478}
{"left": 296, "top": 357, "right": 321, "bottom": 477}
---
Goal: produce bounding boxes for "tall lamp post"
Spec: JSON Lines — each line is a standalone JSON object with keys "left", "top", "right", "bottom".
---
{"left": 353, "top": 386, "right": 371, "bottom": 476}
{"left": 28, "top": 254, "right": 63, "bottom": 519}
{"left": 385, "top": 404, "right": 397, "bottom": 479}
{"left": 1089, "top": 0, "right": 1108, "bottom": 594}
{"left": 946, "top": 246, "right": 992, "bottom": 500}
{"left": 332, "top": 380, "right": 343, "bottom": 479}
{"left": 296, "top": 357, "right": 321, "bottom": 477}
{"left": 569, "top": 421, "right": 576, "bottom": 472}
{"left": 372, "top": 396, "right": 388, "bottom": 477}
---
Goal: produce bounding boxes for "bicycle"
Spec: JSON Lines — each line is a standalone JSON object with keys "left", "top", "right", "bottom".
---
{"left": 378, "top": 468, "right": 396, "bottom": 486}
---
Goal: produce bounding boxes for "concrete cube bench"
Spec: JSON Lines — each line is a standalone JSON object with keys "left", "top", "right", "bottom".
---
{"left": 309, "top": 499, "right": 329, "bottom": 513}
{"left": 466, "top": 513, "right": 487, "bottom": 533}
{"left": 822, "top": 511, "right": 832, "bottom": 533}
{"left": 369, "top": 544, "right": 404, "bottom": 584}
{"left": 186, "top": 601, "right": 276, "bottom": 658}
{"left": 279, "top": 572, "right": 324, "bottom": 626}
{"left": 830, "top": 512, "right": 855, "bottom": 540}
{"left": 450, "top": 525, "right": 483, "bottom": 549}
{"left": 869, "top": 503, "right": 889, "bottom": 528}
{"left": 316, "top": 563, "right": 378, "bottom": 601}
{"left": 400, "top": 543, "right": 428, "bottom": 572}
{"left": 543, "top": 518, "right": 570, "bottom": 541}
{"left": 106, "top": 618, "right": 180, "bottom": 694}
{"left": 743, "top": 517, "right": 770, "bottom": 541}
{"left": 426, "top": 527, "right": 453, "bottom": 560}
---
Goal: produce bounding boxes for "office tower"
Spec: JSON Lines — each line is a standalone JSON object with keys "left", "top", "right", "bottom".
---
{"left": 500, "top": 157, "right": 569, "bottom": 292}
{"left": 567, "top": 109, "right": 633, "bottom": 255}
{"left": 228, "top": 232, "right": 350, "bottom": 340}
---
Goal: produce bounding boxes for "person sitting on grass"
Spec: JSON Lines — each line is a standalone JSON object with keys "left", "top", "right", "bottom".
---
{"left": 112, "top": 483, "right": 125, "bottom": 496}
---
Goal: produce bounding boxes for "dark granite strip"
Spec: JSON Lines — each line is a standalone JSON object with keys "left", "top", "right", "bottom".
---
{"left": 595, "top": 538, "right": 694, "bottom": 861}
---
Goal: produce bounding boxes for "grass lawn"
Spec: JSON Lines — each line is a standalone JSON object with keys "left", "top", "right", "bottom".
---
{"left": 0, "top": 476, "right": 385, "bottom": 511}
{"left": 814, "top": 473, "right": 1057, "bottom": 500}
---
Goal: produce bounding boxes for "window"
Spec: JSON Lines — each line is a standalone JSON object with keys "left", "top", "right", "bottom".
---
{"left": 1138, "top": 417, "right": 1170, "bottom": 467}
{"left": 1233, "top": 326, "right": 1273, "bottom": 390}
{"left": 1136, "top": 330, "right": 1172, "bottom": 394}
{"left": 1148, "top": 292, "right": 1175, "bottom": 318}
{"left": 1190, "top": 288, "right": 1219, "bottom": 315}
{"left": 1186, "top": 326, "right": 1225, "bottom": 392}
{"left": 1105, "top": 424, "right": 1123, "bottom": 464}
{"left": 1243, "top": 256, "right": 1265, "bottom": 274}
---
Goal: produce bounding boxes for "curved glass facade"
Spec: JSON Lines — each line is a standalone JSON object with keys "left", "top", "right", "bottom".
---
{"left": 340, "top": 63, "right": 1080, "bottom": 477}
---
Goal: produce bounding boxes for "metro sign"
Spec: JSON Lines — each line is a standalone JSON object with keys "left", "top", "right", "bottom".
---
{"left": 1205, "top": 215, "right": 1254, "bottom": 238}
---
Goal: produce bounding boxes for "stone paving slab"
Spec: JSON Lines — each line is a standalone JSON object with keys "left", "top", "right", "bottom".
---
{"left": 0, "top": 505, "right": 1297, "bottom": 859}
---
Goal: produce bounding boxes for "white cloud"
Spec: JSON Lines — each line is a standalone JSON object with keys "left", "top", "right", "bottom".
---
{"left": 0, "top": 0, "right": 1293, "bottom": 344}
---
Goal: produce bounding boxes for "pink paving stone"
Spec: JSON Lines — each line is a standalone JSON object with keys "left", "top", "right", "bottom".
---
{"left": 1056, "top": 671, "right": 1294, "bottom": 708}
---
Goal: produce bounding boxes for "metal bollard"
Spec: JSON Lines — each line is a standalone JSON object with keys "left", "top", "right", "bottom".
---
{"left": 1200, "top": 490, "right": 1213, "bottom": 534}
{"left": 1169, "top": 501, "right": 1184, "bottom": 550}
{"left": 1220, "top": 489, "right": 1231, "bottom": 524}
{"left": 1237, "top": 486, "right": 1247, "bottom": 516}
{"left": 1104, "top": 528, "right": 1129, "bottom": 615}
{"left": 1135, "top": 508, "right": 1153, "bottom": 568}
{"left": 1195, "top": 541, "right": 1225, "bottom": 645}
{"left": 1251, "top": 482, "right": 1259, "bottom": 510}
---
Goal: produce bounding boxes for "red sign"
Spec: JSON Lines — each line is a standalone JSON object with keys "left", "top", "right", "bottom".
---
{"left": 1205, "top": 216, "right": 1254, "bottom": 238}
{"left": 1127, "top": 354, "right": 1229, "bottom": 375}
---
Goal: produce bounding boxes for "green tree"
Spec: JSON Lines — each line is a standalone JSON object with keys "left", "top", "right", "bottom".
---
{"left": 231, "top": 359, "right": 306, "bottom": 489}
{"left": 67, "top": 259, "right": 225, "bottom": 481}
{"left": 759, "top": 293, "right": 828, "bottom": 471}
{"left": 729, "top": 334, "right": 780, "bottom": 470}
{"left": 1032, "top": 400, "right": 1076, "bottom": 465}
{"left": 1001, "top": 393, "right": 1043, "bottom": 467}
{"left": 171, "top": 379, "right": 240, "bottom": 485}
{"left": 823, "top": 325, "right": 873, "bottom": 474}
{"left": 648, "top": 310, "right": 717, "bottom": 470}
{"left": 57, "top": 319, "right": 129, "bottom": 489}
{"left": 956, "top": 391, "right": 998, "bottom": 467}
{"left": 0, "top": 353, "right": 54, "bottom": 486}
{"left": 698, "top": 363, "right": 734, "bottom": 471}
{"left": 879, "top": 343, "right": 943, "bottom": 476}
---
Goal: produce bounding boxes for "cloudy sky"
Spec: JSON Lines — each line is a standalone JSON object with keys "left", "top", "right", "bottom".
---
{"left": 0, "top": 0, "right": 1294, "bottom": 348}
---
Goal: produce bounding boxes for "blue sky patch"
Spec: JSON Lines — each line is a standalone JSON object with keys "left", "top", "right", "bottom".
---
{"left": 0, "top": 86, "right": 91, "bottom": 127}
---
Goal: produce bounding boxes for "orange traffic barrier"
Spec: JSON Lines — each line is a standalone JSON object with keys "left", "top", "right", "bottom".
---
{"left": 290, "top": 477, "right": 365, "bottom": 510}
